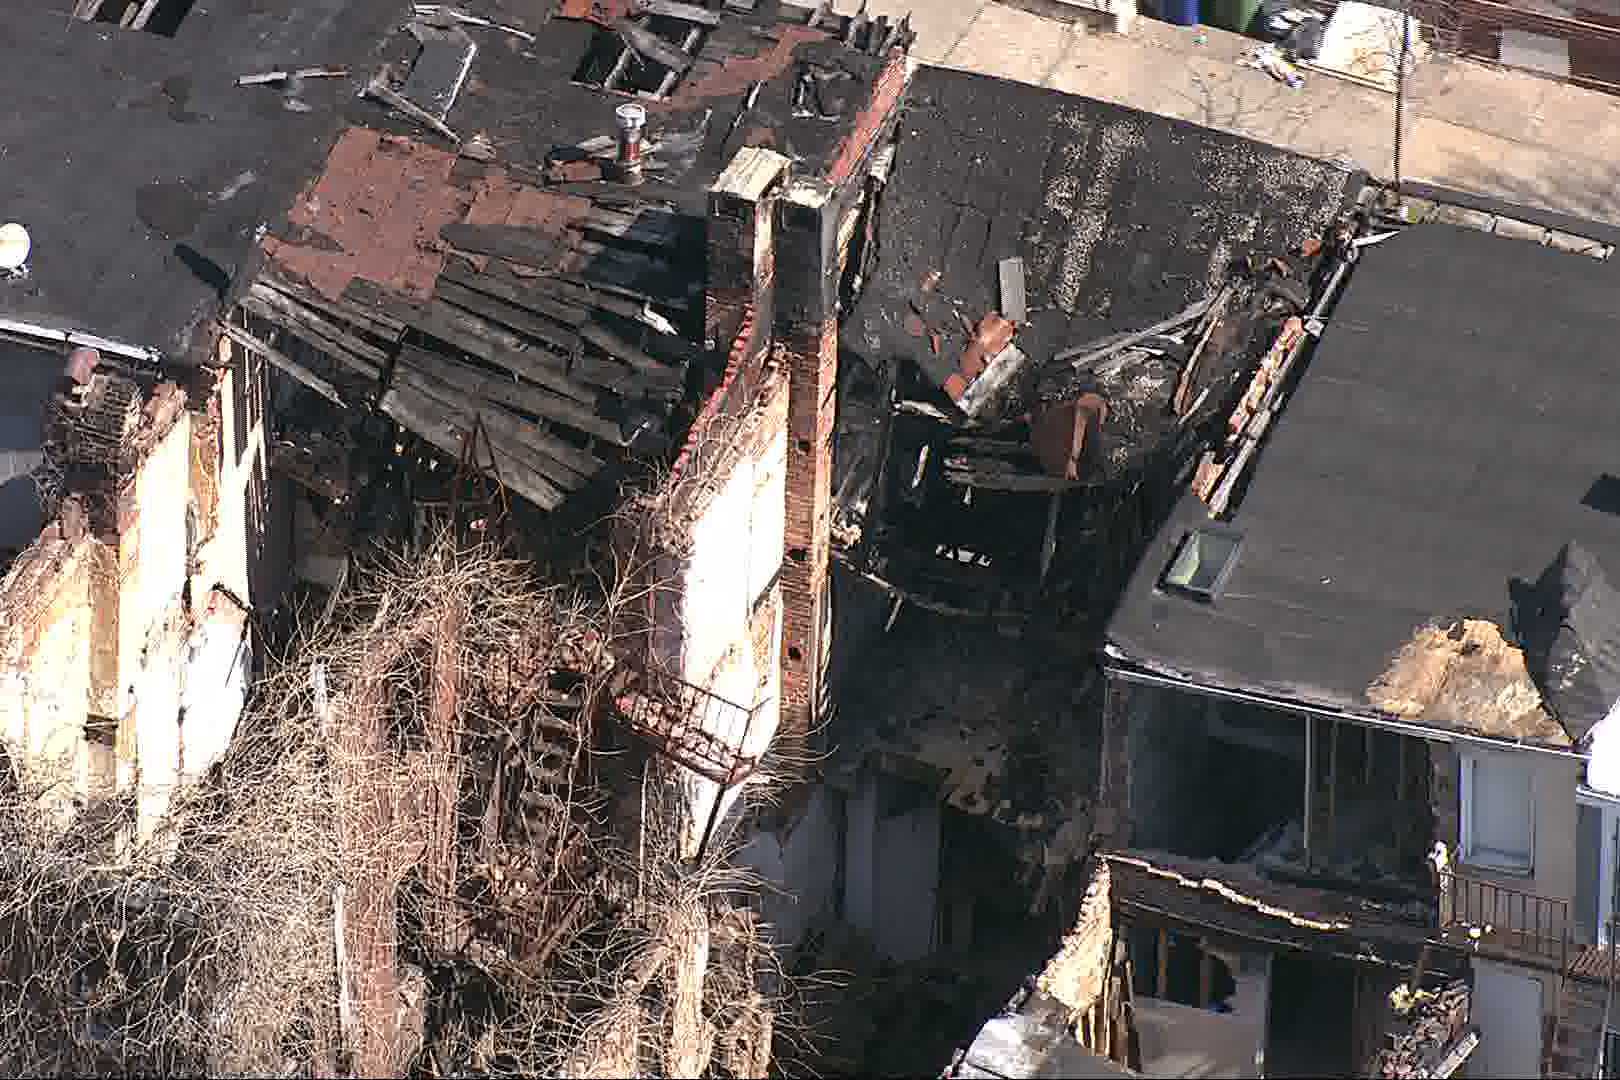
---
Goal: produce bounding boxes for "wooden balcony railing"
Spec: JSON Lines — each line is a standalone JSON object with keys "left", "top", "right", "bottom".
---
{"left": 1438, "top": 869, "right": 1570, "bottom": 972}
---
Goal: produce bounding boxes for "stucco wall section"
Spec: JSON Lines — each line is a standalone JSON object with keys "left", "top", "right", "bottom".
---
{"left": 0, "top": 536, "right": 97, "bottom": 786}
{"left": 737, "top": 783, "right": 841, "bottom": 949}
{"left": 1444, "top": 745, "right": 1582, "bottom": 910}
{"left": 0, "top": 338, "right": 265, "bottom": 835}
{"left": 659, "top": 368, "right": 790, "bottom": 856}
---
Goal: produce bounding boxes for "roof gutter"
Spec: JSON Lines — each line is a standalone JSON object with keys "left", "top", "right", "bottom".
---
{"left": 0, "top": 316, "right": 163, "bottom": 365}
{"left": 1102, "top": 649, "right": 1584, "bottom": 760}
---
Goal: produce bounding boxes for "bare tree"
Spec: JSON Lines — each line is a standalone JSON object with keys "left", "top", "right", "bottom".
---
{"left": 0, "top": 535, "right": 798, "bottom": 1079}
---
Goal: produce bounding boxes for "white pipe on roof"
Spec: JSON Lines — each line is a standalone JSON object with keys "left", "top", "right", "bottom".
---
{"left": 0, "top": 316, "right": 162, "bottom": 365}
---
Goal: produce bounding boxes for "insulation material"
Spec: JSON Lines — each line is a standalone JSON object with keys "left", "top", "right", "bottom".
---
{"left": 1368, "top": 619, "right": 1570, "bottom": 745}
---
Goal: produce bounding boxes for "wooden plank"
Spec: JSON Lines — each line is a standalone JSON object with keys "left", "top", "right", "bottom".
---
{"left": 942, "top": 467, "right": 1082, "bottom": 493}
{"left": 220, "top": 323, "right": 346, "bottom": 407}
{"left": 393, "top": 368, "right": 592, "bottom": 489}
{"left": 237, "top": 297, "right": 382, "bottom": 384}
{"left": 640, "top": 0, "right": 722, "bottom": 25}
{"left": 434, "top": 270, "right": 680, "bottom": 393}
{"left": 998, "top": 257, "right": 1027, "bottom": 323}
{"left": 128, "top": 0, "right": 161, "bottom": 29}
{"left": 402, "top": 302, "right": 597, "bottom": 405}
{"left": 1156, "top": 930, "right": 1169, "bottom": 999}
{"left": 1054, "top": 296, "right": 1214, "bottom": 369}
{"left": 561, "top": 248, "right": 691, "bottom": 309}
{"left": 614, "top": 18, "right": 696, "bottom": 72}
{"left": 435, "top": 278, "right": 581, "bottom": 354}
{"left": 459, "top": 400, "right": 607, "bottom": 482}
{"left": 379, "top": 382, "right": 567, "bottom": 511}
{"left": 438, "top": 264, "right": 589, "bottom": 329}
{"left": 505, "top": 274, "right": 701, "bottom": 364}
{"left": 258, "top": 272, "right": 406, "bottom": 341}
{"left": 575, "top": 207, "right": 685, "bottom": 250}
{"left": 653, "top": 25, "right": 705, "bottom": 97}
{"left": 247, "top": 283, "right": 393, "bottom": 367}
{"left": 393, "top": 360, "right": 605, "bottom": 484}
{"left": 579, "top": 319, "right": 675, "bottom": 378}
{"left": 398, "top": 345, "right": 629, "bottom": 448}
{"left": 1174, "top": 285, "right": 1233, "bottom": 416}
{"left": 440, "top": 223, "right": 570, "bottom": 268}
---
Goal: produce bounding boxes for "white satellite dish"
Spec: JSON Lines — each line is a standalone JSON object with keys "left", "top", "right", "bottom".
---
{"left": 0, "top": 223, "right": 31, "bottom": 272}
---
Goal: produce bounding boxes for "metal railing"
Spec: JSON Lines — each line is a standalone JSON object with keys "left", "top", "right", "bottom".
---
{"left": 609, "top": 661, "right": 759, "bottom": 787}
{"left": 1438, "top": 869, "right": 1570, "bottom": 971}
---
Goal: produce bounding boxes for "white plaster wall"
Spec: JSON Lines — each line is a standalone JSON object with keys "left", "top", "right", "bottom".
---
{"left": 679, "top": 420, "right": 786, "bottom": 688}
{"left": 874, "top": 794, "right": 940, "bottom": 962}
{"left": 194, "top": 354, "right": 261, "bottom": 606}
{"left": 844, "top": 769, "right": 942, "bottom": 961}
{"left": 1457, "top": 748, "right": 1583, "bottom": 910}
{"left": 844, "top": 769, "right": 879, "bottom": 936}
{"left": 1471, "top": 960, "right": 1546, "bottom": 1078}
{"left": 180, "top": 608, "right": 250, "bottom": 779}
{"left": 736, "top": 784, "right": 842, "bottom": 949}
{"left": 118, "top": 411, "right": 192, "bottom": 720}
{"left": 0, "top": 548, "right": 95, "bottom": 783}
{"left": 670, "top": 408, "right": 787, "bottom": 857}
{"left": 131, "top": 611, "right": 186, "bottom": 840}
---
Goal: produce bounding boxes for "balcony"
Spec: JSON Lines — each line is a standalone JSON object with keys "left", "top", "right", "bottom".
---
{"left": 1437, "top": 869, "right": 1571, "bottom": 971}
{"left": 609, "top": 662, "right": 760, "bottom": 786}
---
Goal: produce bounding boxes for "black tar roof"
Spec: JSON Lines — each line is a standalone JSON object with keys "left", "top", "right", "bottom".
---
{"left": 1108, "top": 222, "right": 1620, "bottom": 724}
{"left": 848, "top": 65, "right": 1354, "bottom": 375}
{"left": 0, "top": 1, "right": 407, "bottom": 362}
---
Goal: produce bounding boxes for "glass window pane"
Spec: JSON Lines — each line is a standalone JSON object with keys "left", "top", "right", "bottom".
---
{"left": 1164, "top": 530, "right": 1240, "bottom": 596}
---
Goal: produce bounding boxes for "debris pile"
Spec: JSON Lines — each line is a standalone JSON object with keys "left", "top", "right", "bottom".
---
{"left": 1372, "top": 979, "right": 1474, "bottom": 1079}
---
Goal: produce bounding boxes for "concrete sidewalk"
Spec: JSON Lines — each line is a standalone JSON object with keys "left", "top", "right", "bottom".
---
{"left": 822, "top": 0, "right": 1620, "bottom": 225}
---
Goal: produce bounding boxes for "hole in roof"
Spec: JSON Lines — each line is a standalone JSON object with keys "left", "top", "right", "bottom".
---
{"left": 1584, "top": 474, "right": 1620, "bottom": 516}
{"left": 1161, "top": 528, "right": 1242, "bottom": 601}
{"left": 572, "top": 18, "right": 709, "bottom": 98}
{"left": 87, "top": 0, "right": 196, "bottom": 36}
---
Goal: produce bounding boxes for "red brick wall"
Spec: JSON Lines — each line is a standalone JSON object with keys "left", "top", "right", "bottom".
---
{"left": 778, "top": 317, "right": 838, "bottom": 736}
{"left": 705, "top": 187, "right": 777, "bottom": 356}
{"left": 774, "top": 59, "right": 912, "bottom": 739}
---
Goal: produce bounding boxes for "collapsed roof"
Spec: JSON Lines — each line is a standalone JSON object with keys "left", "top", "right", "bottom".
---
{"left": 234, "top": 0, "right": 913, "bottom": 518}
{"left": 836, "top": 67, "right": 1357, "bottom": 618}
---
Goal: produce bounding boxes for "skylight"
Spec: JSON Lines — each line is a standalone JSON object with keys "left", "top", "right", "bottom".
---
{"left": 1162, "top": 527, "right": 1242, "bottom": 601}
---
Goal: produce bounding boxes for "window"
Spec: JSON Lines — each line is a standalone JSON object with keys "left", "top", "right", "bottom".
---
{"left": 1461, "top": 752, "right": 1535, "bottom": 874}
{"left": 1161, "top": 527, "right": 1242, "bottom": 601}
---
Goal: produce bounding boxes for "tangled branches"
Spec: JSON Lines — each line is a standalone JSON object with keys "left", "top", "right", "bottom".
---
{"left": 0, "top": 537, "right": 795, "bottom": 1078}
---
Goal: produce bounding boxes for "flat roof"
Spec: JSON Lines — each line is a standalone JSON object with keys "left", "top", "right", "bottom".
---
{"left": 0, "top": 1, "right": 405, "bottom": 362}
{"left": 1107, "top": 222, "right": 1620, "bottom": 731}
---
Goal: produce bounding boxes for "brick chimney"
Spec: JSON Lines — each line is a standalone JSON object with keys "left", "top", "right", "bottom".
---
{"left": 704, "top": 147, "right": 791, "bottom": 358}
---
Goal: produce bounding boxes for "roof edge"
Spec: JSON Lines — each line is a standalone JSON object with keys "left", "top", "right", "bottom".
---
{"left": 1100, "top": 648, "right": 1586, "bottom": 759}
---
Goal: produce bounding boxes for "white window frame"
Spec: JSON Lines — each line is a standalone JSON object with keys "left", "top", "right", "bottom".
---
{"left": 1460, "top": 751, "right": 1536, "bottom": 876}
{"left": 1579, "top": 785, "right": 1620, "bottom": 947}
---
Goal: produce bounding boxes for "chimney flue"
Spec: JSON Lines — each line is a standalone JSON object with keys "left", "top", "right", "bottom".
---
{"left": 615, "top": 103, "right": 647, "bottom": 185}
